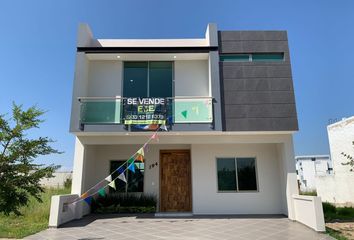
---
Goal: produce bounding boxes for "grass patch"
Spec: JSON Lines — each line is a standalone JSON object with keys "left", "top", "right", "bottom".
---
{"left": 326, "top": 227, "right": 349, "bottom": 240}
{"left": 299, "top": 190, "right": 317, "bottom": 196}
{"left": 0, "top": 187, "right": 70, "bottom": 239}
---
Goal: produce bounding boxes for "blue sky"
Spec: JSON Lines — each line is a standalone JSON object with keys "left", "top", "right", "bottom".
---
{"left": 0, "top": 0, "right": 353, "bottom": 170}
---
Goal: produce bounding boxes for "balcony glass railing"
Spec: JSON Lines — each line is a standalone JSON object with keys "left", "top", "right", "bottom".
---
{"left": 79, "top": 97, "right": 122, "bottom": 124}
{"left": 78, "top": 96, "right": 213, "bottom": 127}
{"left": 172, "top": 97, "right": 213, "bottom": 123}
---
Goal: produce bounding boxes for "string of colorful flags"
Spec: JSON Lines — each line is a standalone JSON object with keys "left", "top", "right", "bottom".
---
{"left": 69, "top": 125, "right": 166, "bottom": 205}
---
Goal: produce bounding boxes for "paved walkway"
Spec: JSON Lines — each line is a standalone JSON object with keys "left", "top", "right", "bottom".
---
{"left": 26, "top": 214, "right": 333, "bottom": 240}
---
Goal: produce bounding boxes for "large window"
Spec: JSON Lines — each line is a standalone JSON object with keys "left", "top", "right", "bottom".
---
{"left": 123, "top": 61, "right": 173, "bottom": 98}
{"left": 216, "top": 157, "right": 258, "bottom": 192}
{"left": 110, "top": 160, "right": 144, "bottom": 193}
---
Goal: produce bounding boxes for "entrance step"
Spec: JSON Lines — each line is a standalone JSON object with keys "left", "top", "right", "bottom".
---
{"left": 155, "top": 212, "right": 193, "bottom": 217}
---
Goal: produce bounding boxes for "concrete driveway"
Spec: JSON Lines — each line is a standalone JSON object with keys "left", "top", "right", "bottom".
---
{"left": 25, "top": 214, "right": 333, "bottom": 240}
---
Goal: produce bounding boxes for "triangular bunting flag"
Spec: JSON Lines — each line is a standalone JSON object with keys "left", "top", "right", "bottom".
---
{"left": 128, "top": 162, "right": 135, "bottom": 173}
{"left": 105, "top": 175, "right": 112, "bottom": 182}
{"left": 118, "top": 173, "right": 127, "bottom": 183}
{"left": 181, "top": 110, "right": 188, "bottom": 119}
{"left": 84, "top": 196, "right": 92, "bottom": 205}
{"left": 160, "top": 125, "right": 168, "bottom": 131}
{"left": 127, "top": 157, "right": 135, "bottom": 164}
{"left": 81, "top": 192, "right": 88, "bottom": 199}
{"left": 136, "top": 154, "right": 144, "bottom": 162}
{"left": 137, "top": 147, "right": 144, "bottom": 157}
{"left": 117, "top": 166, "right": 125, "bottom": 174}
{"left": 108, "top": 180, "right": 116, "bottom": 190}
{"left": 98, "top": 188, "right": 106, "bottom": 197}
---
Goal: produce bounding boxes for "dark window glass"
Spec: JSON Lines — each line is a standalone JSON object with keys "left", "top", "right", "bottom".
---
{"left": 110, "top": 160, "right": 144, "bottom": 193}
{"left": 252, "top": 53, "right": 284, "bottom": 62}
{"left": 236, "top": 158, "right": 257, "bottom": 191}
{"left": 220, "top": 54, "right": 250, "bottom": 62}
{"left": 149, "top": 62, "right": 173, "bottom": 98}
{"left": 123, "top": 62, "right": 148, "bottom": 97}
{"left": 217, "top": 158, "right": 237, "bottom": 191}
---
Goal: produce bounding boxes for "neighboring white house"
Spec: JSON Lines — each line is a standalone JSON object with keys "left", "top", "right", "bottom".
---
{"left": 316, "top": 116, "right": 354, "bottom": 206}
{"left": 295, "top": 155, "right": 332, "bottom": 192}
{"left": 40, "top": 172, "right": 72, "bottom": 188}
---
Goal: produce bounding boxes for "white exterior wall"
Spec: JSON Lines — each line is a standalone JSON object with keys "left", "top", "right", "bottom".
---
{"left": 81, "top": 144, "right": 190, "bottom": 207}
{"left": 295, "top": 156, "right": 331, "bottom": 192}
{"left": 327, "top": 117, "right": 354, "bottom": 174}
{"left": 316, "top": 116, "right": 354, "bottom": 206}
{"left": 174, "top": 60, "right": 209, "bottom": 97}
{"left": 87, "top": 60, "right": 123, "bottom": 97}
{"left": 191, "top": 143, "right": 282, "bottom": 214}
{"left": 40, "top": 172, "right": 72, "bottom": 188}
{"left": 292, "top": 195, "right": 325, "bottom": 231}
{"left": 70, "top": 53, "right": 89, "bottom": 132}
{"left": 300, "top": 161, "right": 317, "bottom": 190}
{"left": 58, "top": 132, "right": 300, "bottom": 225}
{"left": 72, "top": 138, "right": 296, "bottom": 215}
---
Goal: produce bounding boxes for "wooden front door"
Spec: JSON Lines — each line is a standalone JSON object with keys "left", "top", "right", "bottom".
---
{"left": 160, "top": 150, "right": 192, "bottom": 212}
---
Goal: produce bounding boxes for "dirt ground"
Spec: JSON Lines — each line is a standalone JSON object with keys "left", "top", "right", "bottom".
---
{"left": 327, "top": 222, "right": 354, "bottom": 240}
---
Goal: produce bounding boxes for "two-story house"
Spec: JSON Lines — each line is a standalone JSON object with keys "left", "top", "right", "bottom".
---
{"left": 49, "top": 23, "right": 325, "bottom": 231}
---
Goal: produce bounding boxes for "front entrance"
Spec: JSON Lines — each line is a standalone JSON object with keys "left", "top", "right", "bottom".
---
{"left": 160, "top": 150, "right": 192, "bottom": 212}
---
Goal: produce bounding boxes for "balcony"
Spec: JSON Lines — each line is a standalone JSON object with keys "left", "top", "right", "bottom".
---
{"left": 78, "top": 96, "right": 213, "bottom": 130}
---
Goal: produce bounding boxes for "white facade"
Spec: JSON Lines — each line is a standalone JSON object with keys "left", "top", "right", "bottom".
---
{"left": 316, "top": 116, "right": 354, "bottom": 206}
{"left": 71, "top": 133, "right": 297, "bottom": 216}
{"left": 48, "top": 23, "right": 325, "bottom": 231}
{"left": 295, "top": 155, "right": 332, "bottom": 192}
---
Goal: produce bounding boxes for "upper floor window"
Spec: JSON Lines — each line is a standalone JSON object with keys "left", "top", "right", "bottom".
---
{"left": 220, "top": 53, "right": 284, "bottom": 62}
{"left": 123, "top": 61, "right": 173, "bottom": 98}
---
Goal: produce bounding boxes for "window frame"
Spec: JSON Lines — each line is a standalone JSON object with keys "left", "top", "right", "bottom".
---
{"left": 215, "top": 156, "right": 259, "bottom": 193}
{"left": 219, "top": 53, "right": 285, "bottom": 63}
{"left": 122, "top": 61, "right": 175, "bottom": 98}
{"left": 109, "top": 159, "right": 145, "bottom": 193}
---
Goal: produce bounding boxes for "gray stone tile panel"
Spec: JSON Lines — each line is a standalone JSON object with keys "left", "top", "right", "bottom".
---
{"left": 223, "top": 78, "right": 294, "bottom": 91}
{"left": 219, "top": 31, "right": 288, "bottom": 41}
{"left": 220, "top": 40, "right": 289, "bottom": 53}
{"left": 225, "top": 117, "right": 299, "bottom": 131}
{"left": 222, "top": 65, "right": 292, "bottom": 78}
{"left": 225, "top": 104, "right": 297, "bottom": 118}
{"left": 223, "top": 91, "right": 295, "bottom": 104}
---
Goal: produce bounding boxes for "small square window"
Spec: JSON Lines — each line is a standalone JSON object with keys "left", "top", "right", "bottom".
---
{"left": 216, "top": 157, "right": 258, "bottom": 192}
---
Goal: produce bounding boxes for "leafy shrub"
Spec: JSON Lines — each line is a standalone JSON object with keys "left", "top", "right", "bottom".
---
{"left": 91, "top": 192, "right": 157, "bottom": 214}
{"left": 323, "top": 202, "right": 354, "bottom": 221}
{"left": 336, "top": 207, "right": 354, "bottom": 218}
{"left": 323, "top": 202, "right": 336, "bottom": 214}
{"left": 63, "top": 177, "right": 72, "bottom": 189}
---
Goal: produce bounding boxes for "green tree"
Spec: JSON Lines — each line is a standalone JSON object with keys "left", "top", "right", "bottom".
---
{"left": 341, "top": 141, "right": 354, "bottom": 171}
{"left": 0, "top": 103, "right": 61, "bottom": 215}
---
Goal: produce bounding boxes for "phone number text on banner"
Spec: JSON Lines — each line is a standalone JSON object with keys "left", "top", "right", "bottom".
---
{"left": 123, "top": 98, "right": 167, "bottom": 125}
